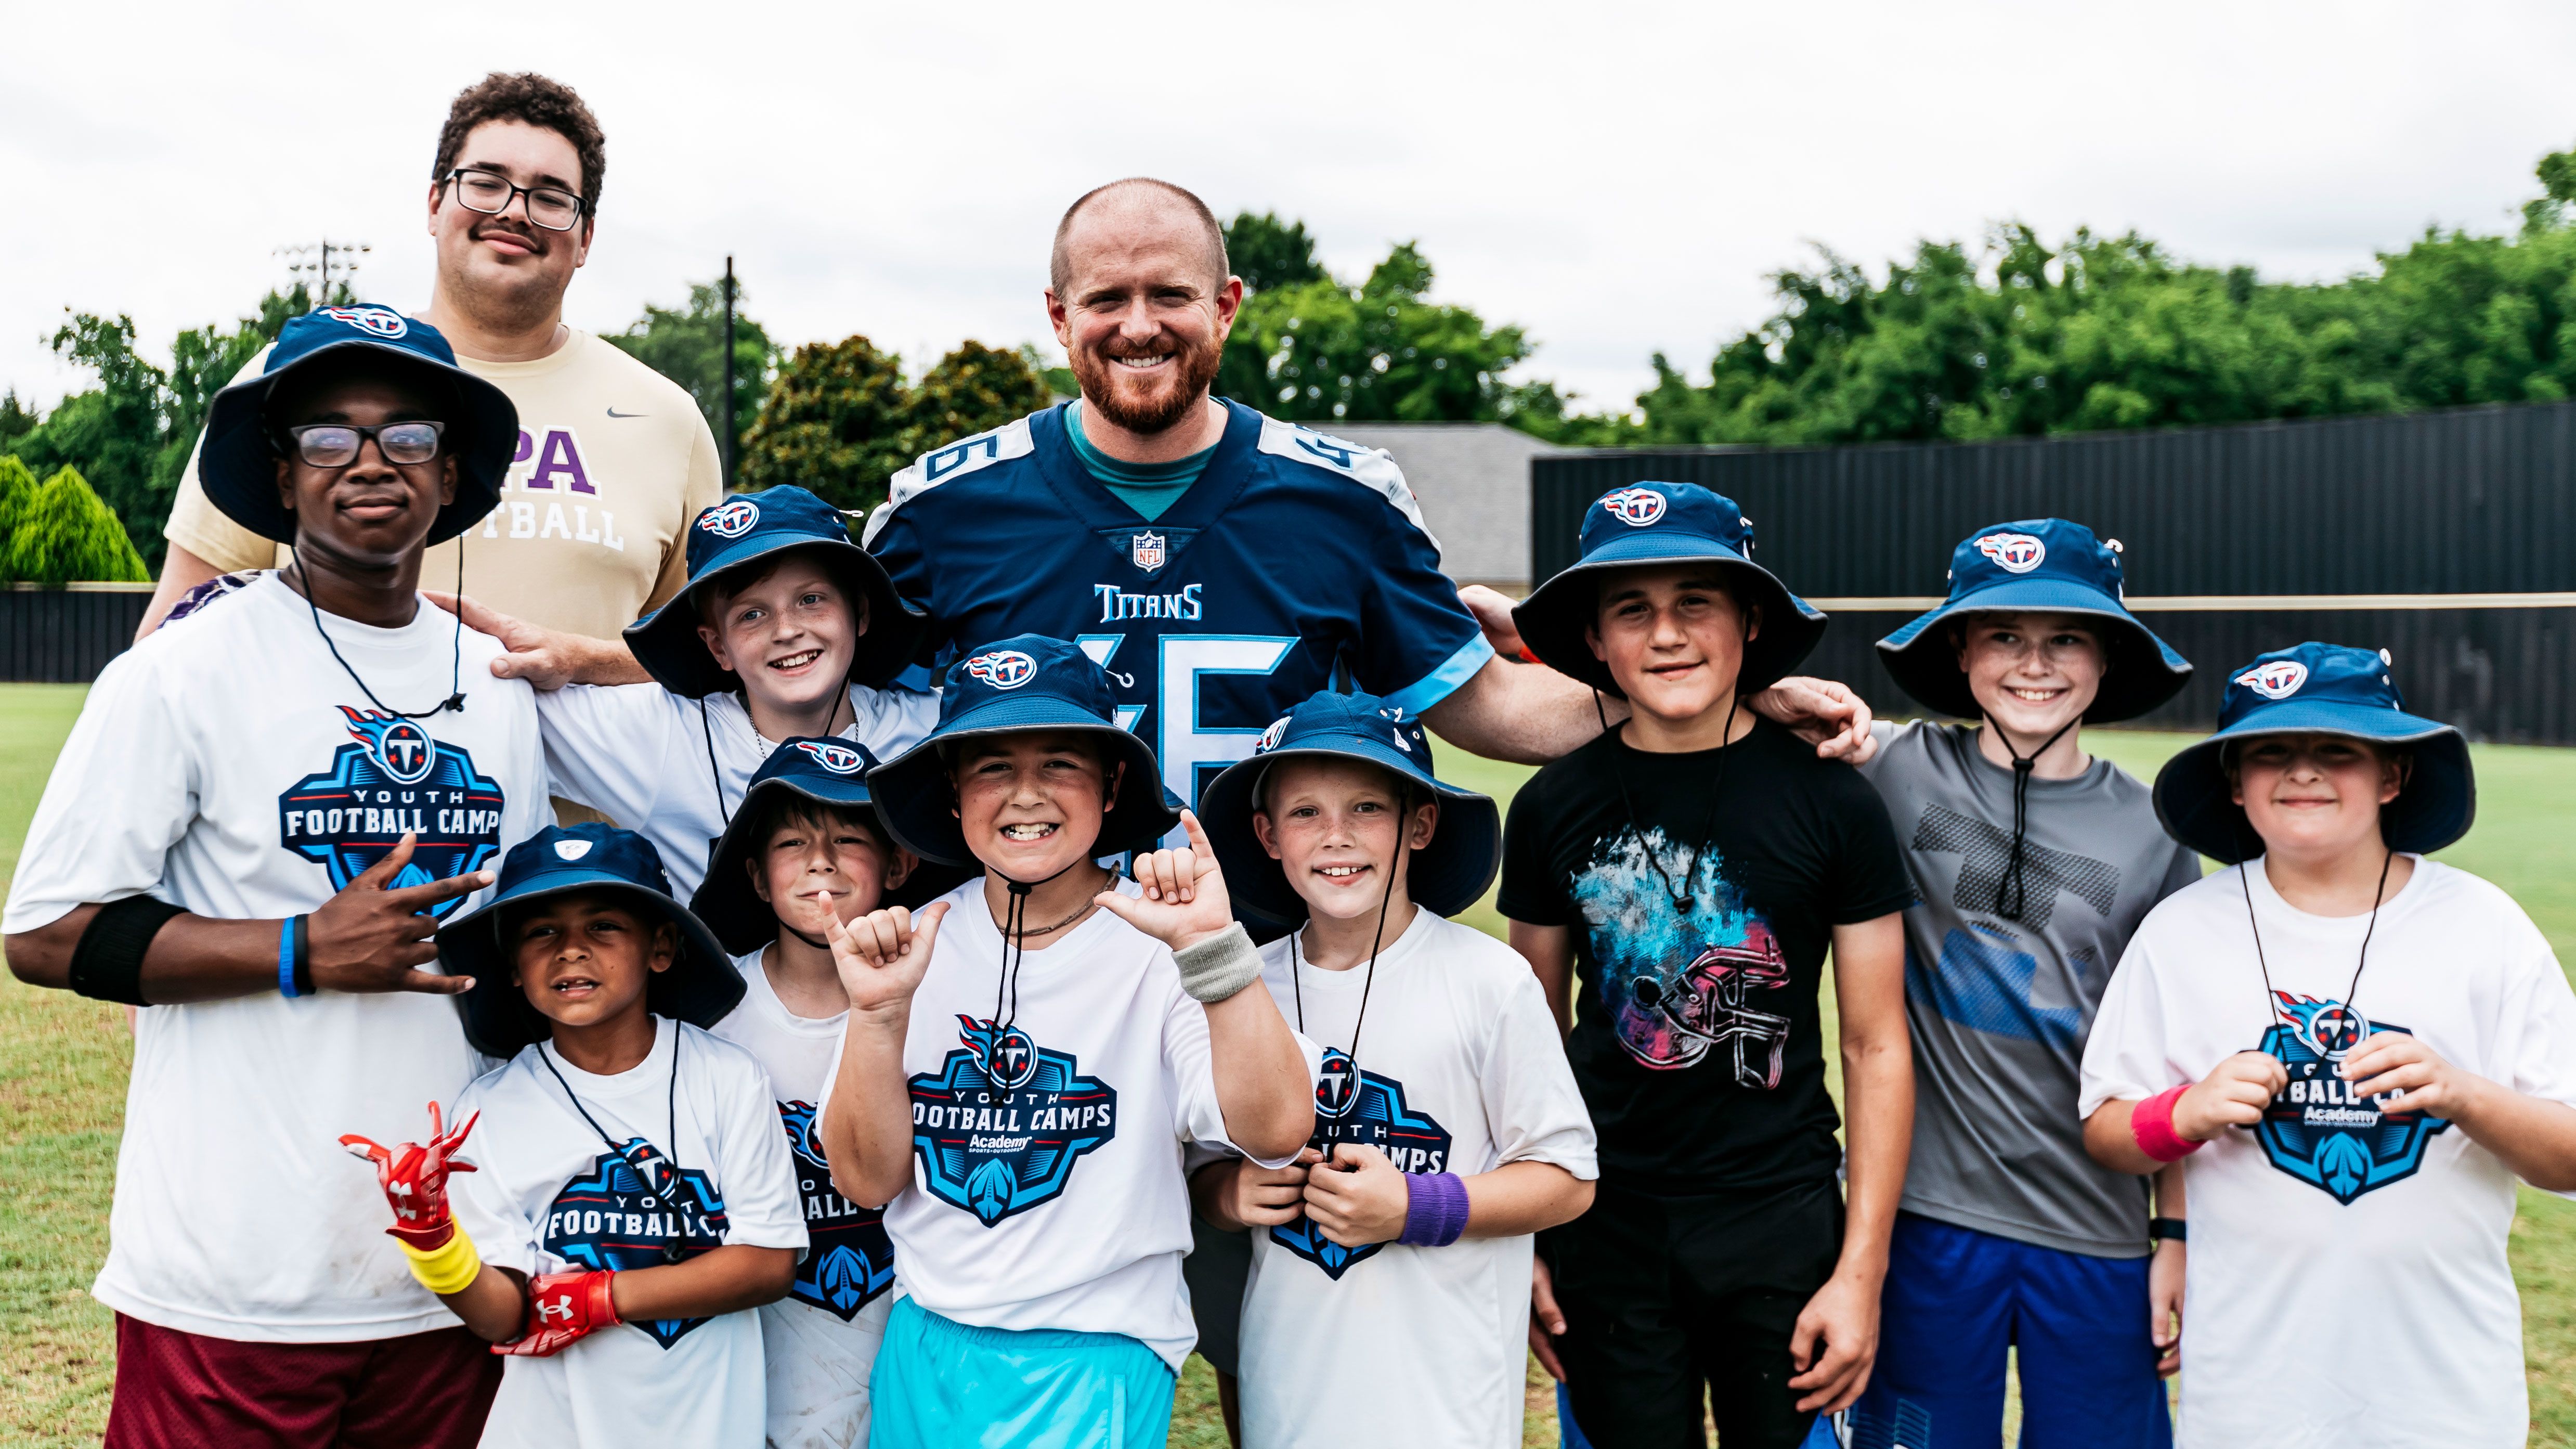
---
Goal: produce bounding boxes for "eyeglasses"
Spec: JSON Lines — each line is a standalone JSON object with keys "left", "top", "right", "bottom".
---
{"left": 280, "top": 421, "right": 446, "bottom": 468}
{"left": 443, "top": 169, "right": 586, "bottom": 231}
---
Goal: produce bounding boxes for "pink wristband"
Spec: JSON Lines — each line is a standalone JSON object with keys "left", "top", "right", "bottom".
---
{"left": 2130, "top": 1084, "right": 2202, "bottom": 1163}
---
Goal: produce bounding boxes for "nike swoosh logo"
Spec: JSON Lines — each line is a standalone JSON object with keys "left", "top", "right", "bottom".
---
{"left": 606, "top": 407, "right": 647, "bottom": 419}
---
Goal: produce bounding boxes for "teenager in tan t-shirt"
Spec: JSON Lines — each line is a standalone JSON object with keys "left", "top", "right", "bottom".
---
{"left": 161, "top": 331, "right": 719, "bottom": 644}
{"left": 141, "top": 73, "right": 713, "bottom": 683}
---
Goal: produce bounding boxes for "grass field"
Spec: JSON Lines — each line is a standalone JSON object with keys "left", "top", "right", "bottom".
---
{"left": 5, "top": 689, "right": 2575, "bottom": 1445}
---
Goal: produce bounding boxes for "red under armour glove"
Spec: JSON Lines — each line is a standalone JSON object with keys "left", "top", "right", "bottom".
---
{"left": 340, "top": 1102, "right": 479, "bottom": 1251}
{"left": 497, "top": 1270, "right": 622, "bottom": 1357}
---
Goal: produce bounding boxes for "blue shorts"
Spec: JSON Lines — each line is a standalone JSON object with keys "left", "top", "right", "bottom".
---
{"left": 1843, "top": 1213, "right": 2170, "bottom": 1449}
{"left": 868, "top": 1296, "right": 1177, "bottom": 1449}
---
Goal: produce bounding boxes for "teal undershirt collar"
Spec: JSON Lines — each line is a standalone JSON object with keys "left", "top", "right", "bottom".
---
{"left": 1065, "top": 403, "right": 1217, "bottom": 522}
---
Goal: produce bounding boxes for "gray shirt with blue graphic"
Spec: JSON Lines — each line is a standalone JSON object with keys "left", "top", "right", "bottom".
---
{"left": 1859, "top": 721, "right": 2202, "bottom": 1257}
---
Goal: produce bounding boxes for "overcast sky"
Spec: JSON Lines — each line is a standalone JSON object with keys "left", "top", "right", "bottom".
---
{"left": 9, "top": 1, "right": 2575, "bottom": 417}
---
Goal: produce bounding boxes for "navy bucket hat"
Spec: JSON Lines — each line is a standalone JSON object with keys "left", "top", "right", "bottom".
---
{"left": 438, "top": 823, "right": 743, "bottom": 1057}
{"left": 200, "top": 305, "right": 517, "bottom": 547}
{"left": 1198, "top": 690, "right": 1501, "bottom": 926}
{"left": 867, "top": 634, "right": 1180, "bottom": 868}
{"left": 1512, "top": 482, "right": 1826, "bottom": 697}
{"left": 1877, "top": 519, "right": 2191, "bottom": 722}
{"left": 688, "top": 737, "right": 972, "bottom": 952}
{"left": 2153, "top": 642, "right": 2474, "bottom": 865}
{"left": 624, "top": 486, "right": 929, "bottom": 696}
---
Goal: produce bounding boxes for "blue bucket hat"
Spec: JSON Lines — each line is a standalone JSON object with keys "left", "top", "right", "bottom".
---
{"left": 624, "top": 486, "right": 929, "bottom": 695}
{"left": 867, "top": 634, "right": 1181, "bottom": 868}
{"left": 199, "top": 305, "right": 517, "bottom": 547}
{"left": 1197, "top": 690, "right": 1501, "bottom": 926}
{"left": 438, "top": 823, "right": 743, "bottom": 1057}
{"left": 2153, "top": 643, "right": 2474, "bottom": 865}
{"left": 1876, "top": 519, "right": 2191, "bottom": 722}
{"left": 1512, "top": 482, "right": 1826, "bottom": 697}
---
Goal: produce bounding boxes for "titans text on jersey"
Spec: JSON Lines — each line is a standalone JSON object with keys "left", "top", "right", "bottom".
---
{"left": 865, "top": 402, "right": 1492, "bottom": 821}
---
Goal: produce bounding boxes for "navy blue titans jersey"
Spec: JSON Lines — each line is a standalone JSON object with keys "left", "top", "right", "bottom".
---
{"left": 865, "top": 400, "right": 1491, "bottom": 819}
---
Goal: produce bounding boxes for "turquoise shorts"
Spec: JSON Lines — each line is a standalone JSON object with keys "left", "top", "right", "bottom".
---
{"left": 869, "top": 1296, "right": 1177, "bottom": 1449}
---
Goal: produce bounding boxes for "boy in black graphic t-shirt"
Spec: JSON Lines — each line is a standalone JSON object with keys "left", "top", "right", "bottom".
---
{"left": 1500, "top": 482, "right": 1914, "bottom": 1448}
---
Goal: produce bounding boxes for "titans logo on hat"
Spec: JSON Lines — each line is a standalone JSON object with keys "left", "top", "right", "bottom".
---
{"left": 1271, "top": 1058, "right": 1452, "bottom": 1280}
{"left": 700, "top": 497, "right": 761, "bottom": 538}
{"left": 1254, "top": 716, "right": 1291, "bottom": 754}
{"left": 909, "top": 1016, "right": 1118, "bottom": 1226}
{"left": 2255, "top": 992, "right": 2453, "bottom": 1205}
{"left": 318, "top": 304, "right": 409, "bottom": 339}
{"left": 1131, "top": 531, "right": 1166, "bottom": 571}
{"left": 775, "top": 1101, "right": 895, "bottom": 1320}
{"left": 1600, "top": 487, "right": 1667, "bottom": 527}
{"left": 1974, "top": 532, "right": 2047, "bottom": 573}
{"left": 961, "top": 649, "right": 1038, "bottom": 691}
{"left": 794, "top": 740, "right": 869, "bottom": 775}
{"left": 542, "top": 1141, "right": 732, "bottom": 1348}
{"left": 277, "top": 709, "right": 505, "bottom": 918}
{"left": 2236, "top": 659, "right": 2310, "bottom": 699}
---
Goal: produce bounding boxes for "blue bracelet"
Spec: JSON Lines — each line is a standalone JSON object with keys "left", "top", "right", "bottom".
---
{"left": 277, "top": 918, "right": 301, "bottom": 997}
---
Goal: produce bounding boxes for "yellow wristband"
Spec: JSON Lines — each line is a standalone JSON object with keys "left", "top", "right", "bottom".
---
{"left": 396, "top": 1226, "right": 483, "bottom": 1296}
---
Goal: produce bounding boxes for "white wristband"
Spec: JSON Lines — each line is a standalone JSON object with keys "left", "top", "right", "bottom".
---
{"left": 1173, "top": 923, "right": 1263, "bottom": 1004}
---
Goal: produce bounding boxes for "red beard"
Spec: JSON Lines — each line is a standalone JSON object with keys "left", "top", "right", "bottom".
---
{"left": 1072, "top": 331, "right": 1223, "bottom": 435}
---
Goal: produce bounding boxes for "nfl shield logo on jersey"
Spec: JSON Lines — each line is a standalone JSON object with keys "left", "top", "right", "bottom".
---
{"left": 700, "top": 497, "right": 761, "bottom": 539}
{"left": 1601, "top": 487, "right": 1667, "bottom": 527}
{"left": 2236, "top": 659, "right": 2310, "bottom": 699}
{"left": 1974, "top": 532, "right": 2047, "bottom": 573}
{"left": 961, "top": 649, "right": 1038, "bottom": 690}
{"left": 1130, "top": 532, "right": 1166, "bottom": 572}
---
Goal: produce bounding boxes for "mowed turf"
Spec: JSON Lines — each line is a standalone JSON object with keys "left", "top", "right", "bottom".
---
{"left": 4, "top": 691, "right": 2575, "bottom": 1446}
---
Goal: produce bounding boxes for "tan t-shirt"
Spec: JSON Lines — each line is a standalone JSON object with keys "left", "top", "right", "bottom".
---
{"left": 163, "top": 328, "right": 724, "bottom": 641}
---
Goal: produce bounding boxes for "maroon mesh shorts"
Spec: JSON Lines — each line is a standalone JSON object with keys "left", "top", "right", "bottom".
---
{"left": 105, "top": 1313, "right": 502, "bottom": 1449}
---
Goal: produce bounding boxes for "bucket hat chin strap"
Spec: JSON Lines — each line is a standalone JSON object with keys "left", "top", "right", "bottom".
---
{"left": 1982, "top": 711, "right": 2080, "bottom": 922}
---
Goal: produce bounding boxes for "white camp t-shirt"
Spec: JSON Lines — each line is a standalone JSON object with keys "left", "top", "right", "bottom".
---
{"left": 2079, "top": 858, "right": 2576, "bottom": 1449}
{"left": 537, "top": 683, "right": 937, "bottom": 895}
{"left": 825, "top": 879, "right": 1319, "bottom": 1371}
{"left": 1237, "top": 911, "right": 1597, "bottom": 1449}
{"left": 450, "top": 1018, "right": 808, "bottom": 1449}
{"left": 711, "top": 950, "right": 895, "bottom": 1449}
{"left": 2, "top": 573, "right": 549, "bottom": 1342}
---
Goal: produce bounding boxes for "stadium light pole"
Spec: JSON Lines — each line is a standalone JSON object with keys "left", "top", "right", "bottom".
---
{"left": 721, "top": 255, "right": 737, "bottom": 490}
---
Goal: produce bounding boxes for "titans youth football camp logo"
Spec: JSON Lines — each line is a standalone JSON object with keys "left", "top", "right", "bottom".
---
{"left": 1270, "top": 1050, "right": 1453, "bottom": 1279}
{"left": 908, "top": 1017, "right": 1117, "bottom": 1226}
{"left": 776, "top": 1101, "right": 896, "bottom": 1319}
{"left": 1600, "top": 487, "right": 1667, "bottom": 527}
{"left": 699, "top": 497, "right": 761, "bottom": 538}
{"left": 793, "top": 740, "right": 868, "bottom": 775}
{"left": 2236, "top": 659, "right": 2310, "bottom": 699}
{"left": 2254, "top": 991, "right": 2452, "bottom": 1204}
{"left": 543, "top": 1141, "right": 732, "bottom": 1348}
{"left": 277, "top": 709, "right": 505, "bottom": 917}
{"left": 961, "top": 650, "right": 1038, "bottom": 691}
{"left": 1974, "top": 532, "right": 2047, "bottom": 573}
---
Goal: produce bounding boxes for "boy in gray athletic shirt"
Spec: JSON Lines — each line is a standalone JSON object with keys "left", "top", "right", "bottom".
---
{"left": 1844, "top": 520, "right": 2196, "bottom": 1449}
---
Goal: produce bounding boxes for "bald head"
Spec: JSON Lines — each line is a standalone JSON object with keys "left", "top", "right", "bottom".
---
{"left": 1050, "top": 178, "right": 1230, "bottom": 297}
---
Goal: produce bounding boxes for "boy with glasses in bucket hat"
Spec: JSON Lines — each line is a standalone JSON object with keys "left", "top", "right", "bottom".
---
{"left": 1844, "top": 520, "right": 2200, "bottom": 1449}
{"left": 692, "top": 737, "right": 924, "bottom": 1447}
{"left": 347, "top": 822, "right": 805, "bottom": 1448}
{"left": 1188, "top": 689, "right": 1598, "bottom": 1449}
{"left": 1498, "top": 482, "right": 1915, "bottom": 1448}
{"left": 1, "top": 303, "right": 555, "bottom": 1448}
{"left": 812, "top": 634, "right": 1317, "bottom": 1448}
{"left": 534, "top": 483, "right": 934, "bottom": 897}
{"left": 2080, "top": 643, "right": 2576, "bottom": 1449}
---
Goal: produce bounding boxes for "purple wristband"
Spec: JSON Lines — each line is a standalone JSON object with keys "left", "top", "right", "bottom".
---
{"left": 1399, "top": 1172, "right": 1468, "bottom": 1248}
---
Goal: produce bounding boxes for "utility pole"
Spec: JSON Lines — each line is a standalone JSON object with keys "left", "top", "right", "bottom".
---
{"left": 721, "top": 255, "right": 737, "bottom": 490}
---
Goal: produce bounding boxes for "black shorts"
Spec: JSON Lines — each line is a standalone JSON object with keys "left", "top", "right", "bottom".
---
{"left": 1552, "top": 1176, "right": 1843, "bottom": 1448}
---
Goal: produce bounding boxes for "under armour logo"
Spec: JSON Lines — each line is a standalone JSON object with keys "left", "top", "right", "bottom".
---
{"left": 534, "top": 1295, "right": 575, "bottom": 1323}
{"left": 1911, "top": 805, "right": 2118, "bottom": 932}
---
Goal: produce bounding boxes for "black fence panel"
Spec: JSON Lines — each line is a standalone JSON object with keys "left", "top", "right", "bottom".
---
{"left": 1532, "top": 400, "right": 2576, "bottom": 596}
{"left": 1, "top": 588, "right": 153, "bottom": 683}
{"left": 1803, "top": 607, "right": 2574, "bottom": 744}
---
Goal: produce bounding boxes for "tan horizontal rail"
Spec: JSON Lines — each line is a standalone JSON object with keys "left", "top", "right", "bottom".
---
{"left": 7, "top": 581, "right": 157, "bottom": 593}
{"left": 1806, "top": 592, "right": 2576, "bottom": 613}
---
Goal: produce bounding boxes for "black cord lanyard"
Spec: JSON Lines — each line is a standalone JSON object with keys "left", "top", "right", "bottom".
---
{"left": 538, "top": 1027, "right": 693, "bottom": 1264}
{"left": 2242, "top": 848, "right": 2398, "bottom": 1049}
{"left": 988, "top": 861, "right": 1107, "bottom": 1034}
{"left": 1980, "top": 712, "right": 2080, "bottom": 921}
{"left": 1601, "top": 689, "right": 1742, "bottom": 915}
{"left": 1289, "top": 832, "right": 1409, "bottom": 1095}
{"left": 289, "top": 544, "right": 466, "bottom": 718}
